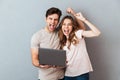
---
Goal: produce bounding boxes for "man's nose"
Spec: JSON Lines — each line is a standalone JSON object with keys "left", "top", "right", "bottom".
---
{"left": 51, "top": 19, "right": 55, "bottom": 23}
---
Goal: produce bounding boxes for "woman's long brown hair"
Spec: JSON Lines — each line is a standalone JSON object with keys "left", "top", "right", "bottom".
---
{"left": 58, "top": 15, "right": 83, "bottom": 49}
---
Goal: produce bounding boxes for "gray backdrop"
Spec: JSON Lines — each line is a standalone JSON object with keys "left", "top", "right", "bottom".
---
{"left": 0, "top": 0, "right": 120, "bottom": 80}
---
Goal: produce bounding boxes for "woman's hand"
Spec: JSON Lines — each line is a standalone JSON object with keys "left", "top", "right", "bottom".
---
{"left": 66, "top": 8, "right": 76, "bottom": 16}
{"left": 75, "top": 12, "right": 86, "bottom": 22}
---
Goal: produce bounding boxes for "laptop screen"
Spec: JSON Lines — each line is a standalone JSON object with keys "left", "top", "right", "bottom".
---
{"left": 38, "top": 48, "right": 66, "bottom": 67}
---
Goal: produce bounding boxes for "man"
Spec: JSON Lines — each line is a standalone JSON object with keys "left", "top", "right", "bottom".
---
{"left": 31, "top": 7, "right": 64, "bottom": 80}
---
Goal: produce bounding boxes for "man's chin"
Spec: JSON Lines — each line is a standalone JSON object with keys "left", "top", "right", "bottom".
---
{"left": 49, "top": 28, "right": 55, "bottom": 32}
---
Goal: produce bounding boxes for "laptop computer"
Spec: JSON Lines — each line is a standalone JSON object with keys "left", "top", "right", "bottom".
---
{"left": 38, "top": 48, "right": 66, "bottom": 67}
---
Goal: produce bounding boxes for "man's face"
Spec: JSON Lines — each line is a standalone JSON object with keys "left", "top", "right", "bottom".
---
{"left": 46, "top": 14, "right": 59, "bottom": 32}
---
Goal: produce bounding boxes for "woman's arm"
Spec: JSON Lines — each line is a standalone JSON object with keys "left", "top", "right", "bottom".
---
{"left": 75, "top": 12, "right": 101, "bottom": 37}
{"left": 66, "top": 8, "right": 86, "bottom": 30}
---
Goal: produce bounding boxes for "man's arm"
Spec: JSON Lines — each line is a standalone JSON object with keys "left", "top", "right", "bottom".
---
{"left": 31, "top": 48, "right": 52, "bottom": 68}
{"left": 31, "top": 48, "right": 39, "bottom": 67}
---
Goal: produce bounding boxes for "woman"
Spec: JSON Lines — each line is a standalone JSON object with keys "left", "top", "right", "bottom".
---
{"left": 58, "top": 9, "right": 101, "bottom": 80}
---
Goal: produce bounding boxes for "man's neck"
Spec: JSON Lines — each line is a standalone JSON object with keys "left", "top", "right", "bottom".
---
{"left": 45, "top": 26, "right": 51, "bottom": 33}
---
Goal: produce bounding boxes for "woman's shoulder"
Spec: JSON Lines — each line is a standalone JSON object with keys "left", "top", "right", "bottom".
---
{"left": 75, "top": 29, "right": 84, "bottom": 34}
{"left": 75, "top": 29, "right": 84, "bottom": 39}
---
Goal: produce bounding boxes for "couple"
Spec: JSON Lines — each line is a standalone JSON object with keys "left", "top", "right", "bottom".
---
{"left": 30, "top": 7, "right": 101, "bottom": 80}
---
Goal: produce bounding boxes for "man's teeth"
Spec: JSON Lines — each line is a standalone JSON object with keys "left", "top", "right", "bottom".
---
{"left": 50, "top": 24, "right": 54, "bottom": 26}
{"left": 50, "top": 24, "right": 54, "bottom": 29}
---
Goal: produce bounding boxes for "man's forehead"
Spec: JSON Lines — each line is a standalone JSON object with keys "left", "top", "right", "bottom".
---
{"left": 47, "top": 14, "right": 59, "bottom": 18}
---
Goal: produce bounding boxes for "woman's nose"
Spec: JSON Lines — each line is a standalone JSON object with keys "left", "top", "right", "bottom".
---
{"left": 65, "top": 24, "right": 69, "bottom": 28}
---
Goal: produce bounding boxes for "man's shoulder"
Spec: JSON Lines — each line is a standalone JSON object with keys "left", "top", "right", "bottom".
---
{"left": 34, "top": 28, "right": 45, "bottom": 35}
{"left": 31, "top": 28, "right": 44, "bottom": 38}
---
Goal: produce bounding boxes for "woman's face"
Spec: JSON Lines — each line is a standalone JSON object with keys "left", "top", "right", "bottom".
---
{"left": 62, "top": 18, "right": 73, "bottom": 38}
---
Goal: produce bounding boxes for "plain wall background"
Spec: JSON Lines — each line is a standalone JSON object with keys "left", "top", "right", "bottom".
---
{"left": 0, "top": 0, "right": 120, "bottom": 80}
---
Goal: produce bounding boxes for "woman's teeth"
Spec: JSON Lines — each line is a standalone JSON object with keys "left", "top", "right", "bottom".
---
{"left": 64, "top": 30, "right": 69, "bottom": 34}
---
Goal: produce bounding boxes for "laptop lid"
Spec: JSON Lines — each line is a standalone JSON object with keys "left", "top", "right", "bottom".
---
{"left": 38, "top": 48, "right": 66, "bottom": 67}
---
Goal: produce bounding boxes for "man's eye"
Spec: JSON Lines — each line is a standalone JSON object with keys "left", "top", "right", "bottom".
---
{"left": 49, "top": 18, "right": 52, "bottom": 20}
